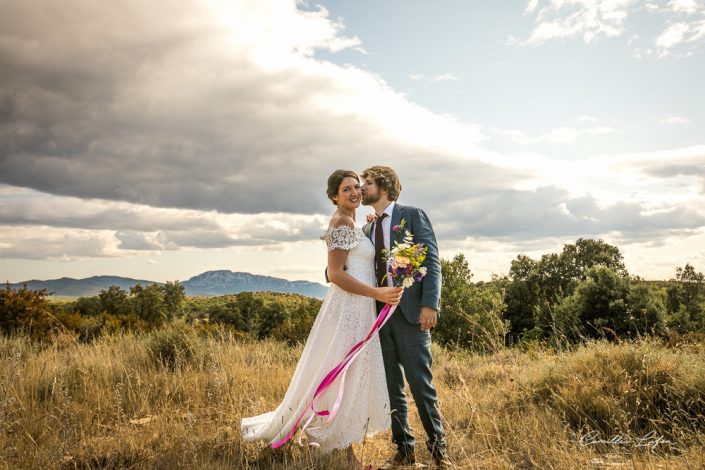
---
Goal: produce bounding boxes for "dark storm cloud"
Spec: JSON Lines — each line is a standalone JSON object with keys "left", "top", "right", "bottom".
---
{"left": 0, "top": 1, "right": 378, "bottom": 215}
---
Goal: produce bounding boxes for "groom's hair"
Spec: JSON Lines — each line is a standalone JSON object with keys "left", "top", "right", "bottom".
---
{"left": 361, "top": 166, "right": 401, "bottom": 201}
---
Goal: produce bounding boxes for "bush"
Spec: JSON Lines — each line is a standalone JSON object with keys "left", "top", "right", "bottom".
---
{"left": 0, "top": 284, "right": 55, "bottom": 341}
{"left": 145, "top": 321, "right": 207, "bottom": 369}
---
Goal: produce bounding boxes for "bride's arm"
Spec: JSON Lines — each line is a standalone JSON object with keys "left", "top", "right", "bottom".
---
{"left": 327, "top": 249, "right": 402, "bottom": 305}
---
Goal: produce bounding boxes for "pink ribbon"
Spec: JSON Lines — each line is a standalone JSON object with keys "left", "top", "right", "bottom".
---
{"left": 271, "top": 303, "right": 398, "bottom": 448}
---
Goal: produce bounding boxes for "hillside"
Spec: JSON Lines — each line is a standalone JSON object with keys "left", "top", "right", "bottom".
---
{"left": 8, "top": 270, "right": 328, "bottom": 299}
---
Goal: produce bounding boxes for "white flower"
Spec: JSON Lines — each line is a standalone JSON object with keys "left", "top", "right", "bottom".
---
{"left": 403, "top": 277, "right": 414, "bottom": 288}
{"left": 418, "top": 267, "right": 427, "bottom": 276}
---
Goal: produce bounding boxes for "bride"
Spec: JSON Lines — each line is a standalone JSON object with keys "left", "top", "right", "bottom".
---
{"left": 241, "top": 170, "right": 403, "bottom": 460}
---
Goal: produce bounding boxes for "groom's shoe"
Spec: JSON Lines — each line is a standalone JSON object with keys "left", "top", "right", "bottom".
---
{"left": 430, "top": 449, "right": 453, "bottom": 469}
{"left": 378, "top": 450, "right": 416, "bottom": 469}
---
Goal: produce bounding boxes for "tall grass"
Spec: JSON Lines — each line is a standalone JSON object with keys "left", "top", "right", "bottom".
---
{"left": 1, "top": 323, "right": 704, "bottom": 469}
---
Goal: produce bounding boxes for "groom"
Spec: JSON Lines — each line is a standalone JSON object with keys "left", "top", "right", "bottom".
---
{"left": 360, "top": 166, "right": 449, "bottom": 468}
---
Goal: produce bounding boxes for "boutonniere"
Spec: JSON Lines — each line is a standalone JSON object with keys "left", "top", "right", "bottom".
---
{"left": 391, "top": 218, "right": 410, "bottom": 242}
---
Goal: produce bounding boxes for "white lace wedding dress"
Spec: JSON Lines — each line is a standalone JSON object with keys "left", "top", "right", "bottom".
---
{"left": 241, "top": 225, "right": 391, "bottom": 452}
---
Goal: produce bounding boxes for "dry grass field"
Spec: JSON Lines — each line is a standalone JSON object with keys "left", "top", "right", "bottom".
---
{"left": 1, "top": 322, "right": 704, "bottom": 469}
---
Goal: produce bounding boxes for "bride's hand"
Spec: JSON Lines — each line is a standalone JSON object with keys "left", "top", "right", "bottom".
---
{"left": 375, "top": 286, "right": 404, "bottom": 305}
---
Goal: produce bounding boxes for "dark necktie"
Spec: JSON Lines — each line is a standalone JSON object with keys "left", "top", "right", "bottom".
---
{"left": 374, "top": 213, "right": 388, "bottom": 287}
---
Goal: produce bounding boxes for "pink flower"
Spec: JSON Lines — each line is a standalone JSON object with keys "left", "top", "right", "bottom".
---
{"left": 366, "top": 213, "right": 376, "bottom": 223}
{"left": 392, "top": 224, "right": 401, "bottom": 232}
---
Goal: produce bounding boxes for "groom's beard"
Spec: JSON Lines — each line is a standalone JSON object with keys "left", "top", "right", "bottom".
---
{"left": 362, "top": 192, "right": 380, "bottom": 206}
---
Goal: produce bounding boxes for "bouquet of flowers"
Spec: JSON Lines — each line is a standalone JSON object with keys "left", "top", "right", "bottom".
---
{"left": 382, "top": 219, "right": 428, "bottom": 288}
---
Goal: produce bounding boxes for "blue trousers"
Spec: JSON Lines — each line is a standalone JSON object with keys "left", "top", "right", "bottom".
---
{"left": 378, "top": 305, "right": 446, "bottom": 454}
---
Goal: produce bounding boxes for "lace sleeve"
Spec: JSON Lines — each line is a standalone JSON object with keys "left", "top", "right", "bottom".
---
{"left": 325, "top": 225, "right": 360, "bottom": 251}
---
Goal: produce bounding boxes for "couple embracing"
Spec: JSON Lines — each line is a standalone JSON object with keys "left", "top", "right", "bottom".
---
{"left": 242, "top": 166, "right": 449, "bottom": 468}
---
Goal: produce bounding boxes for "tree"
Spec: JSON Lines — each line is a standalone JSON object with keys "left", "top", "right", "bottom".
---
{"left": 130, "top": 284, "right": 167, "bottom": 326}
{"left": 665, "top": 263, "right": 705, "bottom": 333}
{"left": 0, "top": 284, "right": 54, "bottom": 340}
{"left": 208, "top": 299, "right": 245, "bottom": 329}
{"left": 503, "top": 238, "right": 628, "bottom": 341}
{"left": 73, "top": 296, "right": 102, "bottom": 316}
{"left": 627, "top": 281, "right": 666, "bottom": 337}
{"left": 436, "top": 254, "right": 507, "bottom": 352}
{"left": 272, "top": 297, "right": 320, "bottom": 345}
{"left": 255, "top": 301, "right": 287, "bottom": 340}
{"left": 503, "top": 255, "right": 541, "bottom": 338}
{"left": 553, "top": 267, "right": 665, "bottom": 342}
{"left": 98, "top": 285, "right": 130, "bottom": 316}
{"left": 561, "top": 238, "right": 627, "bottom": 281}
{"left": 161, "top": 281, "right": 185, "bottom": 320}
{"left": 235, "top": 292, "right": 264, "bottom": 333}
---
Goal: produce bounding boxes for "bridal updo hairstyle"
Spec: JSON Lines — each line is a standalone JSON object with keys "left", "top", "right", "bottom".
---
{"left": 360, "top": 166, "right": 402, "bottom": 201}
{"left": 327, "top": 169, "right": 360, "bottom": 206}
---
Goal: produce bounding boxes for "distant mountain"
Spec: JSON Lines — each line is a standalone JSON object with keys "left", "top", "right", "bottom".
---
{"left": 182, "top": 270, "right": 327, "bottom": 298}
{"left": 8, "top": 275, "right": 158, "bottom": 297}
{"left": 7, "top": 270, "right": 328, "bottom": 299}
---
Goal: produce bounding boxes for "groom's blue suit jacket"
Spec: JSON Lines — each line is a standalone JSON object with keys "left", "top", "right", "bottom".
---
{"left": 363, "top": 203, "right": 442, "bottom": 325}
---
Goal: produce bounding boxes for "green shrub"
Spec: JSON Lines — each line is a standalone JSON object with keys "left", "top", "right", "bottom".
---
{"left": 145, "top": 321, "right": 206, "bottom": 369}
{"left": 0, "top": 284, "right": 55, "bottom": 341}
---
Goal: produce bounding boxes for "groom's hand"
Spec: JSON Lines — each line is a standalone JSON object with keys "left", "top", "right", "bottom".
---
{"left": 420, "top": 306, "right": 437, "bottom": 331}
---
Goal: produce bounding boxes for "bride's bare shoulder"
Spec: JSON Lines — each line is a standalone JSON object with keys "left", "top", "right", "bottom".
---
{"left": 328, "top": 214, "right": 355, "bottom": 229}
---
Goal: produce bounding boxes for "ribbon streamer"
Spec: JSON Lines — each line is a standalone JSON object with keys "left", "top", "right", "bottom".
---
{"left": 271, "top": 303, "right": 398, "bottom": 448}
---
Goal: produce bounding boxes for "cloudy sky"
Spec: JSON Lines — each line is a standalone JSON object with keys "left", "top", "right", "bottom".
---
{"left": 1, "top": 0, "right": 704, "bottom": 285}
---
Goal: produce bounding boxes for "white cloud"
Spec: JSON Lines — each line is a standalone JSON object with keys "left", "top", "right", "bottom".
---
{"left": 409, "top": 73, "right": 459, "bottom": 81}
{"left": 523, "top": 0, "right": 633, "bottom": 46}
{"left": 525, "top": 0, "right": 540, "bottom": 15}
{"left": 521, "top": 0, "right": 705, "bottom": 56}
{"left": 688, "top": 18, "right": 705, "bottom": 41}
{"left": 660, "top": 115, "right": 690, "bottom": 124}
{"left": 0, "top": 226, "right": 125, "bottom": 260}
{"left": 0, "top": 185, "right": 331, "bottom": 255}
{"left": 656, "top": 22, "right": 691, "bottom": 50}
{"left": 669, "top": 0, "right": 698, "bottom": 14}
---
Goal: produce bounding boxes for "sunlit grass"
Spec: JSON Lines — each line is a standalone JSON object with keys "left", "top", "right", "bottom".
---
{"left": 1, "top": 324, "right": 704, "bottom": 469}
